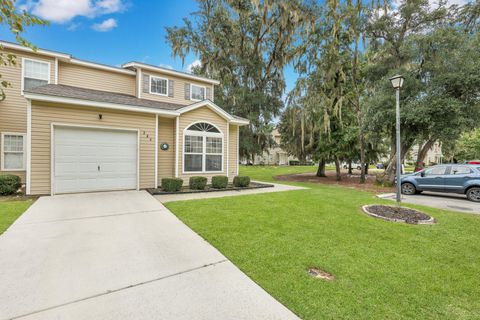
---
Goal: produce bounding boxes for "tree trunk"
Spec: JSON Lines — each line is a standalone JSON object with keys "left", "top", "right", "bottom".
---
{"left": 386, "top": 140, "right": 414, "bottom": 182}
{"left": 359, "top": 129, "right": 366, "bottom": 184}
{"left": 334, "top": 157, "right": 341, "bottom": 181}
{"left": 348, "top": 160, "right": 353, "bottom": 175}
{"left": 415, "top": 139, "right": 435, "bottom": 171}
{"left": 316, "top": 159, "right": 326, "bottom": 177}
{"left": 384, "top": 129, "right": 396, "bottom": 180}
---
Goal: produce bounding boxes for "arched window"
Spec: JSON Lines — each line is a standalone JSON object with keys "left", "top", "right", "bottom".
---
{"left": 184, "top": 122, "right": 223, "bottom": 173}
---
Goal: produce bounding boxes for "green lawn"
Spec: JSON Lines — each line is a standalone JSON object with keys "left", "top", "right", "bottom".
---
{"left": 0, "top": 199, "right": 33, "bottom": 234}
{"left": 166, "top": 166, "right": 480, "bottom": 320}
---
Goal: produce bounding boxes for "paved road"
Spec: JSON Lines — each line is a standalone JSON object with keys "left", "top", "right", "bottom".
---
{"left": 0, "top": 191, "right": 298, "bottom": 320}
{"left": 378, "top": 191, "right": 479, "bottom": 214}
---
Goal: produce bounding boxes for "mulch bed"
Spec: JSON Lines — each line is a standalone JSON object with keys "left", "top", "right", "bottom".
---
{"left": 0, "top": 194, "right": 38, "bottom": 202}
{"left": 363, "top": 205, "right": 435, "bottom": 224}
{"left": 276, "top": 170, "right": 394, "bottom": 193}
{"left": 147, "top": 181, "right": 273, "bottom": 195}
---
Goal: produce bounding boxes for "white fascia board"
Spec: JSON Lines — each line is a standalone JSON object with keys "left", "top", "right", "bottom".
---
{"left": 69, "top": 58, "right": 136, "bottom": 75}
{"left": 122, "top": 62, "right": 220, "bottom": 85}
{"left": 24, "top": 93, "right": 180, "bottom": 117}
{"left": 230, "top": 119, "right": 250, "bottom": 126}
{"left": 0, "top": 41, "right": 71, "bottom": 59}
{"left": 178, "top": 100, "right": 249, "bottom": 125}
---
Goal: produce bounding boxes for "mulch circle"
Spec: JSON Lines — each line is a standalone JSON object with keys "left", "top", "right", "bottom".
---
{"left": 362, "top": 205, "right": 436, "bottom": 225}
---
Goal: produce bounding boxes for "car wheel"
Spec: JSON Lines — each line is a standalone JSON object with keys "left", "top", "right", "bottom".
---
{"left": 357, "top": 166, "right": 361, "bottom": 170}
{"left": 466, "top": 187, "right": 480, "bottom": 202}
{"left": 401, "top": 182, "right": 416, "bottom": 195}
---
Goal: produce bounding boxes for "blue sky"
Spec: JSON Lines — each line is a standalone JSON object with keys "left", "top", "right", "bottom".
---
{"left": 1, "top": 0, "right": 297, "bottom": 93}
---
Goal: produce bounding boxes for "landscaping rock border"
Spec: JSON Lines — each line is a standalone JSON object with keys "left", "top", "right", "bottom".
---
{"left": 362, "top": 204, "right": 436, "bottom": 225}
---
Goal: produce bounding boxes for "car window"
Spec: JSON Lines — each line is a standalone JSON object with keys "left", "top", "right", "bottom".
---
{"left": 424, "top": 166, "right": 447, "bottom": 176}
{"left": 450, "top": 166, "right": 472, "bottom": 175}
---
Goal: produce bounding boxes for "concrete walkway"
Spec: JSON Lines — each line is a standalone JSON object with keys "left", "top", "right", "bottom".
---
{"left": 155, "top": 181, "right": 306, "bottom": 203}
{"left": 378, "top": 192, "right": 479, "bottom": 214}
{"left": 0, "top": 191, "right": 299, "bottom": 320}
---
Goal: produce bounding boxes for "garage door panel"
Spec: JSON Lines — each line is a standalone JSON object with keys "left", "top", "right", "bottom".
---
{"left": 100, "top": 162, "right": 137, "bottom": 173}
{"left": 54, "top": 127, "right": 138, "bottom": 194}
{"left": 95, "top": 177, "right": 136, "bottom": 189}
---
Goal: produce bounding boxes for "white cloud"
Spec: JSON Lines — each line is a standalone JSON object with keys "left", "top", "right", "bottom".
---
{"left": 22, "top": 0, "right": 125, "bottom": 23}
{"left": 186, "top": 59, "right": 201, "bottom": 73}
{"left": 96, "top": 0, "right": 125, "bottom": 13}
{"left": 92, "top": 18, "right": 117, "bottom": 32}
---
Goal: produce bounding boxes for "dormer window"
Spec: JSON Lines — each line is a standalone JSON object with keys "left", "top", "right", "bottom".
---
{"left": 150, "top": 76, "right": 168, "bottom": 96}
{"left": 190, "top": 84, "right": 206, "bottom": 101}
{"left": 22, "top": 58, "right": 50, "bottom": 92}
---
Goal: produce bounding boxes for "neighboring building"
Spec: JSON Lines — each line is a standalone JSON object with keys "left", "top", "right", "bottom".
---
{"left": 253, "top": 129, "right": 298, "bottom": 165}
{"left": 409, "top": 142, "right": 443, "bottom": 165}
{"left": 0, "top": 41, "right": 248, "bottom": 195}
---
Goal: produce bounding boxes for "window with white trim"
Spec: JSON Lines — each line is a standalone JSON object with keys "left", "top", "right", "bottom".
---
{"left": 190, "top": 84, "right": 205, "bottom": 100}
{"left": 184, "top": 122, "right": 223, "bottom": 172}
{"left": 23, "top": 59, "right": 49, "bottom": 91}
{"left": 1, "top": 133, "right": 26, "bottom": 170}
{"left": 150, "top": 76, "right": 168, "bottom": 95}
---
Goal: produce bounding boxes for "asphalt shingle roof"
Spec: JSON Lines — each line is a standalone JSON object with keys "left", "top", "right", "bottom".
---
{"left": 25, "top": 84, "right": 185, "bottom": 111}
{"left": 25, "top": 84, "right": 249, "bottom": 123}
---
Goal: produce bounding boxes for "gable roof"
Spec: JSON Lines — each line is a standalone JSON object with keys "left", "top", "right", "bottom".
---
{"left": 0, "top": 40, "right": 218, "bottom": 83}
{"left": 122, "top": 62, "right": 220, "bottom": 85}
{"left": 24, "top": 84, "right": 249, "bottom": 125}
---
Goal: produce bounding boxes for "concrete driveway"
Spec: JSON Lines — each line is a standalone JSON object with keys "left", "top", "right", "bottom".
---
{"left": 0, "top": 191, "right": 298, "bottom": 320}
{"left": 378, "top": 191, "right": 480, "bottom": 214}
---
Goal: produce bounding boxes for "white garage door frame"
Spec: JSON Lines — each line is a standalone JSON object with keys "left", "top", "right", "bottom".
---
{"left": 50, "top": 123, "right": 140, "bottom": 195}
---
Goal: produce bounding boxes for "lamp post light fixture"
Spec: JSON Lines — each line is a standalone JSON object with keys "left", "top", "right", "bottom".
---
{"left": 389, "top": 74, "right": 405, "bottom": 206}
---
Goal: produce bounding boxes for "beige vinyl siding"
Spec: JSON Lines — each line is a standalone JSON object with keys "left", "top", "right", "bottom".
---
{"left": 228, "top": 125, "right": 239, "bottom": 179}
{"left": 142, "top": 72, "right": 214, "bottom": 105}
{"left": 178, "top": 106, "right": 228, "bottom": 183}
{"left": 30, "top": 102, "right": 156, "bottom": 195}
{"left": 0, "top": 49, "right": 55, "bottom": 181}
{"left": 157, "top": 117, "right": 176, "bottom": 183}
{"left": 58, "top": 61, "right": 136, "bottom": 95}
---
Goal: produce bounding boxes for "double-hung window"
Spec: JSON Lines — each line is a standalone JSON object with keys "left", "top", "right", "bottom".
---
{"left": 184, "top": 122, "right": 223, "bottom": 173}
{"left": 150, "top": 76, "right": 168, "bottom": 96}
{"left": 1, "top": 133, "right": 26, "bottom": 171}
{"left": 190, "top": 84, "right": 205, "bottom": 100}
{"left": 23, "top": 58, "right": 50, "bottom": 91}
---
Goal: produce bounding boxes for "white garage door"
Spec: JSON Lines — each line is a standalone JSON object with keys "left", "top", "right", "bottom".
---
{"left": 53, "top": 126, "right": 138, "bottom": 194}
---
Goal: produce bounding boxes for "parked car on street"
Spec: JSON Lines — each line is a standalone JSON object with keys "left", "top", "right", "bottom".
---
{"left": 342, "top": 162, "right": 362, "bottom": 170}
{"left": 400, "top": 164, "right": 480, "bottom": 202}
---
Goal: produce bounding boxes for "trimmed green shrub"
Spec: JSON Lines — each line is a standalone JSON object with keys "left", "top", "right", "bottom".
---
{"left": 189, "top": 176, "right": 207, "bottom": 190}
{"left": 0, "top": 174, "right": 21, "bottom": 195}
{"left": 211, "top": 176, "right": 228, "bottom": 189}
{"left": 233, "top": 176, "right": 250, "bottom": 188}
{"left": 161, "top": 178, "right": 183, "bottom": 192}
